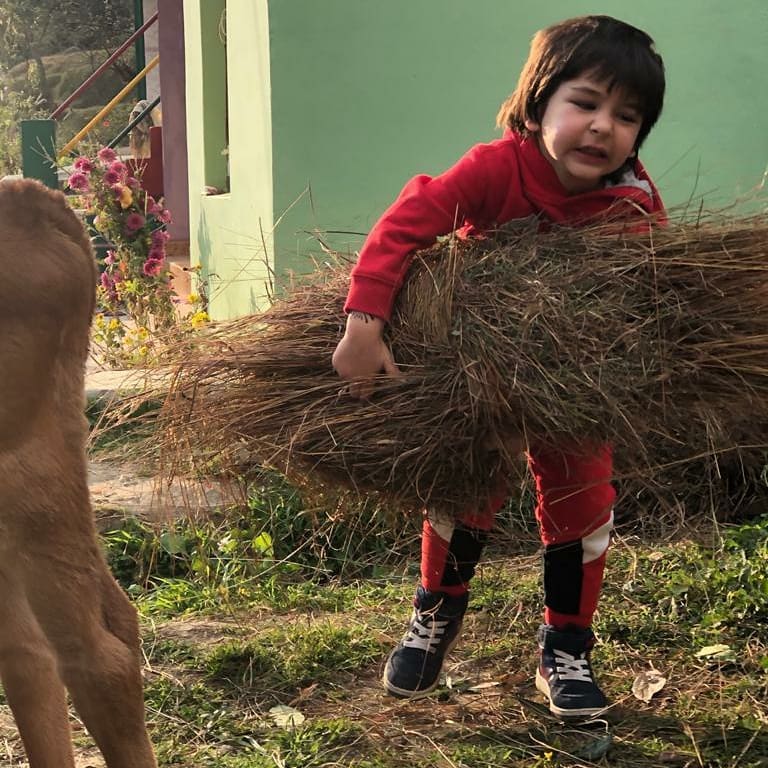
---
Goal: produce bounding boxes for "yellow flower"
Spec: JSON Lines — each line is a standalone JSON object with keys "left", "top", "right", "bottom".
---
{"left": 188, "top": 292, "right": 199, "bottom": 304}
{"left": 118, "top": 186, "right": 133, "bottom": 209}
{"left": 138, "top": 345, "right": 149, "bottom": 357}
{"left": 94, "top": 314, "right": 106, "bottom": 328}
{"left": 190, "top": 310, "right": 209, "bottom": 329}
{"left": 108, "top": 318, "right": 121, "bottom": 331}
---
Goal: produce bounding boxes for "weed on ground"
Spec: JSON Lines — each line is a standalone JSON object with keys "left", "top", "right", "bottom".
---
{"left": 3, "top": 426, "right": 763, "bottom": 767}
{"left": 92, "top": 475, "right": 768, "bottom": 768}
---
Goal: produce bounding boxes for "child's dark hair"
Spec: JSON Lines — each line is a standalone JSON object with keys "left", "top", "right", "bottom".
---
{"left": 496, "top": 15, "right": 665, "bottom": 151}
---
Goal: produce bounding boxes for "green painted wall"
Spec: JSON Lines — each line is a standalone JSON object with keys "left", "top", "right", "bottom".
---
{"left": 185, "top": 0, "right": 768, "bottom": 319}
{"left": 184, "top": 0, "right": 274, "bottom": 319}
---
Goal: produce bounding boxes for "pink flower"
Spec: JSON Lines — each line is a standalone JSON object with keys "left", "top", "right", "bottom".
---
{"left": 97, "top": 147, "right": 117, "bottom": 164}
{"left": 142, "top": 258, "right": 164, "bottom": 277}
{"left": 124, "top": 212, "right": 146, "bottom": 232}
{"left": 147, "top": 245, "right": 165, "bottom": 261}
{"left": 100, "top": 271, "right": 113, "bottom": 290}
{"left": 151, "top": 229, "right": 170, "bottom": 246}
{"left": 67, "top": 172, "right": 90, "bottom": 191}
{"left": 73, "top": 156, "right": 93, "bottom": 173}
{"left": 108, "top": 160, "right": 128, "bottom": 179}
{"left": 103, "top": 169, "right": 121, "bottom": 185}
{"left": 104, "top": 250, "right": 117, "bottom": 265}
{"left": 147, "top": 199, "right": 164, "bottom": 215}
{"left": 157, "top": 208, "right": 172, "bottom": 224}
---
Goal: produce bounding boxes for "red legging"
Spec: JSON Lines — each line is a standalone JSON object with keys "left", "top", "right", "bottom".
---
{"left": 420, "top": 444, "right": 615, "bottom": 629}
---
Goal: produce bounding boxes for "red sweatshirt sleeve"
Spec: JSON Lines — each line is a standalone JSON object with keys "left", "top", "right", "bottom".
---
{"left": 345, "top": 141, "right": 665, "bottom": 320}
{"left": 345, "top": 145, "right": 503, "bottom": 321}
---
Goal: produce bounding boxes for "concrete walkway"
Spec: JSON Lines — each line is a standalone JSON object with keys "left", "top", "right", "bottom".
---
{"left": 85, "top": 353, "right": 171, "bottom": 402}
{"left": 86, "top": 365, "right": 143, "bottom": 396}
{"left": 85, "top": 357, "right": 235, "bottom": 520}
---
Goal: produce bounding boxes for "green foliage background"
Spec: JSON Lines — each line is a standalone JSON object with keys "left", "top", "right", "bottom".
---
{"left": 0, "top": 0, "right": 138, "bottom": 174}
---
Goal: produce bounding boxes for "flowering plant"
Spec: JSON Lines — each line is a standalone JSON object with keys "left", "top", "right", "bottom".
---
{"left": 67, "top": 146, "right": 182, "bottom": 365}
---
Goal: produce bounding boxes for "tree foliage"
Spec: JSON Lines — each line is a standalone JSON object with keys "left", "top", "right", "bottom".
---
{"left": 0, "top": 0, "right": 135, "bottom": 108}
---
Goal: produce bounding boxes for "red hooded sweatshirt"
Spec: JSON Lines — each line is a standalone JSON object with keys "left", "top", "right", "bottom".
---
{"left": 345, "top": 130, "right": 664, "bottom": 321}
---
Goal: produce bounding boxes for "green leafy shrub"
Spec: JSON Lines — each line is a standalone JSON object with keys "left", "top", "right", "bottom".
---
{"left": 245, "top": 470, "right": 418, "bottom": 578}
{"left": 697, "top": 515, "right": 768, "bottom": 630}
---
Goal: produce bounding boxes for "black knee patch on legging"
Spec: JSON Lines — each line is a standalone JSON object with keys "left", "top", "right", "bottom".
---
{"left": 441, "top": 524, "right": 489, "bottom": 587}
{"left": 543, "top": 540, "right": 583, "bottom": 615}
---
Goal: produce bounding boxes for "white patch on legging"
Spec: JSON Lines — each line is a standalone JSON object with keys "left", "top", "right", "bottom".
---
{"left": 426, "top": 511, "right": 455, "bottom": 543}
{"left": 581, "top": 510, "right": 614, "bottom": 564}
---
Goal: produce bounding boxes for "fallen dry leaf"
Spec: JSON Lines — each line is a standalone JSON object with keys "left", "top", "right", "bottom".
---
{"left": 632, "top": 669, "right": 667, "bottom": 702}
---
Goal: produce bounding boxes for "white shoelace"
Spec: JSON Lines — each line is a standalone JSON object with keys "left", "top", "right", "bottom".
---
{"left": 402, "top": 613, "right": 450, "bottom": 654}
{"left": 553, "top": 649, "right": 593, "bottom": 682}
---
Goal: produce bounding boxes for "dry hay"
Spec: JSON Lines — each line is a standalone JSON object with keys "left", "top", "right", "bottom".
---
{"left": 154, "top": 213, "right": 768, "bottom": 518}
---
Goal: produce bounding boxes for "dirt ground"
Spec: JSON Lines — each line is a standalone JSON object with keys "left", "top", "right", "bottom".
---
{"left": 87, "top": 457, "right": 237, "bottom": 524}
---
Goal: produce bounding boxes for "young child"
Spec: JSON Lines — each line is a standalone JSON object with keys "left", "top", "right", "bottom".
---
{"left": 332, "top": 15, "right": 666, "bottom": 718}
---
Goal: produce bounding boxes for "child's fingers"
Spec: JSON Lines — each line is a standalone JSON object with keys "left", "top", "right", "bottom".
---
{"left": 342, "top": 345, "right": 399, "bottom": 399}
{"left": 381, "top": 346, "right": 402, "bottom": 377}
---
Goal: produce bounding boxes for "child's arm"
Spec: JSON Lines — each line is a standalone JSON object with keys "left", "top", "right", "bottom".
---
{"left": 332, "top": 311, "right": 400, "bottom": 399}
{"left": 346, "top": 144, "right": 503, "bottom": 321}
{"left": 334, "top": 141, "right": 507, "bottom": 397}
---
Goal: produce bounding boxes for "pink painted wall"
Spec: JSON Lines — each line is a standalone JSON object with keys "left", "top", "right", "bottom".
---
{"left": 158, "top": 0, "right": 189, "bottom": 242}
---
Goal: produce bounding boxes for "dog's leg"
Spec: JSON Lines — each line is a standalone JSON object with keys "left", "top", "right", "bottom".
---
{"left": 0, "top": 567, "right": 76, "bottom": 768}
{"left": 24, "top": 555, "right": 157, "bottom": 768}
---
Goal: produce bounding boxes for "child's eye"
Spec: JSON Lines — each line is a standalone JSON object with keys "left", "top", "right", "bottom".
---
{"left": 618, "top": 111, "right": 641, "bottom": 123}
{"left": 571, "top": 100, "right": 596, "bottom": 110}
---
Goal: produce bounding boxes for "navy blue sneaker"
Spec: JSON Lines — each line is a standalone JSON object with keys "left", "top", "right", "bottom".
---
{"left": 383, "top": 587, "right": 468, "bottom": 698}
{"left": 535, "top": 624, "right": 608, "bottom": 718}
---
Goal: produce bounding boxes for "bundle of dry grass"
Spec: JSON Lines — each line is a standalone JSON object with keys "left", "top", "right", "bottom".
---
{"left": 155, "top": 213, "right": 768, "bottom": 515}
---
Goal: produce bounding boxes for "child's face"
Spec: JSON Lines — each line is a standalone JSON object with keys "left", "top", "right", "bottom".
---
{"left": 525, "top": 73, "right": 643, "bottom": 194}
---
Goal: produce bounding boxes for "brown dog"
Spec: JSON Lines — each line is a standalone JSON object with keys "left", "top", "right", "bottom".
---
{"left": 0, "top": 179, "right": 156, "bottom": 767}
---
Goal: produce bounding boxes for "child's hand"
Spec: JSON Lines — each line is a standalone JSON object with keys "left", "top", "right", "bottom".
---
{"left": 332, "top": 312, "right": 401, "bottom": 398}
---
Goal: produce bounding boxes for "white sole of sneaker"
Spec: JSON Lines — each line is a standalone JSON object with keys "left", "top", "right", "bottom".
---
{"left": 535, "top": 668, "right": 607, "bottom": 719}
{"left": 382, "top": 664, "right": 440, "bottom": 699}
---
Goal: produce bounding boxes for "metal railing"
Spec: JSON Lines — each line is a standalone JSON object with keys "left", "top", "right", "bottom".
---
{"left": 49, "top": 11, "right": 158, "bottom": 121}
{"left": 60, "top": 55, "right": 159, "bottom": 156}
{"left": 107, "top": 95, "right": 161, "bottom": 149}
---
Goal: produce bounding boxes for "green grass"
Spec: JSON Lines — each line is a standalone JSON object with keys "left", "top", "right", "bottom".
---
{"left": 81, "top": 426, "right": 768, "bottom": 768}
{"left": 129, "top": 510, "right": 768, "bottom": 767}
{"left": 203, "top": 624, "right": 387, "bottom": 691}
